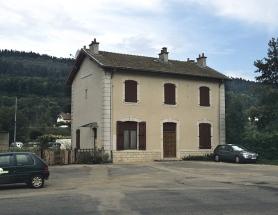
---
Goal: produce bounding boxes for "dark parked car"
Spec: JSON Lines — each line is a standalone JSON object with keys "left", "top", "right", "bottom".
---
{"left": 213, "top": 144, "right": 259, "bottom": 163}
{"left": 0, "top": 152, "right": 49, "bottom": 188}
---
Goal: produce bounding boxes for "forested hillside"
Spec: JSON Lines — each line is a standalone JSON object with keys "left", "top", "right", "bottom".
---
{"left": 0, "top": 50, "right": 74, "bottom": 143}
{"left": 0, "top": 50, "right": 259, "bottom": 143}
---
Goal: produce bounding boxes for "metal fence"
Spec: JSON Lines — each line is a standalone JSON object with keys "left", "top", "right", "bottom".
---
{"left": 75, "top": 148, "right": 104, "bottom": 164}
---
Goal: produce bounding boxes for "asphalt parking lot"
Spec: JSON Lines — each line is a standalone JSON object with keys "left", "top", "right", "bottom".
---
{"left": 1, "top": 161, "right": 278, "bottom": 215}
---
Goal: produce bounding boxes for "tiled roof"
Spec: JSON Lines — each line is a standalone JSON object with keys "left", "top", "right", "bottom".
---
{"left": 59, "top": 113, "right": 71, "bottom": 120}
{"left": 66, "top": 48, "right": 230, "bottom": 85}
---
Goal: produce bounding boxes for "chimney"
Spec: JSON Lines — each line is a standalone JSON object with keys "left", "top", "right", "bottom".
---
{"left": 89, "top": 38, "right": 99, "bottom": 55}
{"left": 196, "top": 53, "right": 207, "bottom": 67}
{"left": 158, "top": 47, "right": 168, "bottom": 63}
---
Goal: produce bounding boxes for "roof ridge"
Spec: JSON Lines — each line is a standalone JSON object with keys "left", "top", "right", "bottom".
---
{"left": 98, "top": 50, "right": 196, "bottom": 64}
{"left": 99, "top": 50, "right": 157, "bottom": 59}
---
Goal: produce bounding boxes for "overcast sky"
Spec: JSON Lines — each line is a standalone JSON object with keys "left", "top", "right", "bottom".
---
{"left": 1, "top": 0, "right": 277, "bottom": 81}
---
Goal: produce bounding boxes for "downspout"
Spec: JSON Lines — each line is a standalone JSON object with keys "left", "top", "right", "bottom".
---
{"left": 219, "top": 79, "right": 224, "bottom": 145}
{"left": 110, "top": 68, "right": 116, "bottom": 162}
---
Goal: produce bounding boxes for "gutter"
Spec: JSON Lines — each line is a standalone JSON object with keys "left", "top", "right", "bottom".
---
{"left": 110, "top": 68, "right": 116, "bottom": 162}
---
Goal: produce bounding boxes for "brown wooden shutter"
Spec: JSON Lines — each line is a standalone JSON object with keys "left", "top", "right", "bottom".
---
{"left": 139, "top": 122, "right": 146, "bottom": 150}
{"left": 200, "top": 87, "right": 210, "bottom": 106}
{"left": 76, "top": 129, "right": 80, "bottom": 149}
{"left": 117, "top": 121, "right": 124, "bottom": 150}
{"left": 125, "top": 80, "right": 137, "bottom": 102}
{"left": 164, "top": 83, "right": 175, "bottom": 105}
{"left": 199, "top": 123, "right": 211, "bottom": 149}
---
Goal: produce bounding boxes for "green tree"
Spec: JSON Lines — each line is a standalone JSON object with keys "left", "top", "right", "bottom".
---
{"left": 249, "top": 38, "right": 278, "bottom": 132}
{"left": 0, "top": 106, "right": 29, "bottom": 143}
{"left": 226, "top": 92, "right": 247, "bottom": 144}
{"left": 254, "top": 38, "right": 278, "bottom": 86}
{"left": 248, "top": 84, "right": 278, "bottom": 132}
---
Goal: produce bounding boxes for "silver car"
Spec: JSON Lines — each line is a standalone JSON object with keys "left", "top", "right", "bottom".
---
{"left": 213, "top": 144, "right": 259, "bottom": 163}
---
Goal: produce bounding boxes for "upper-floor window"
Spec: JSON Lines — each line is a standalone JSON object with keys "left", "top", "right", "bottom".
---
{"left": 125, "top": 80, "right": 137, "bottom": 103}
{"left": 164, "top": 83, "right": 176, "bottom": 105}
{"left": 199, "top": 86, "right": 210, "bottom": 107}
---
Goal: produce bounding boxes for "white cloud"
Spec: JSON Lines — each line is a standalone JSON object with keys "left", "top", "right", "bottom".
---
{"left": 211, "top": 49, "right": 235, "bottom": 55}
{"left": 183, "top": 0, "right": 278, "bottom": 32}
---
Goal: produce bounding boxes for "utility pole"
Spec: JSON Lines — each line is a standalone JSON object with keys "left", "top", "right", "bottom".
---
{"left": 13, "top": 97, "right": 17, "bottom": 151}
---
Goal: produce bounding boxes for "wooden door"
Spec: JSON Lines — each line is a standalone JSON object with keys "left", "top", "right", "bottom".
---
{"left": 163, "top": 131, "right": 176, "bottom": 158}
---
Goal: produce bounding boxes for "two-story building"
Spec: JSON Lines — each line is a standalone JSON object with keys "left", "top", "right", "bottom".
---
{"left": 66, "top": 39, "right": 229, "bottom": 162}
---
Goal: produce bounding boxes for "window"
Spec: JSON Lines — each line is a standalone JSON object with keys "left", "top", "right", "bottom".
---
{"left": 124, "top": 122, "right": 137, "bottom": 149}
{"left": 117, "top": 121, "right": 146, "bottom": 150}
{"left": 199, "top": 86, "right": 210, "bottom": 107}
{"left": 0, "top": 155, "right": 13, "bottom": 167}
{"left": 199, "top": 123, "right": 211, "bottom": 149}
{"left": 76, "top": 129, "right": 80, "bottom": 149}
{"left": 125, "top": 80, "right": 137, "bottom": 103}
{"left": 16, "top": 154, "right": 34, "bottom": 166}
{"left": 164, "top": 83, "right": 175, "bottom": 105}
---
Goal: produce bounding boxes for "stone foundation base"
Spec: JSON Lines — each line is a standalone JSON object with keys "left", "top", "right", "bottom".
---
{"left": 180, "top": 150, "right": 213, "bottom": 159}
{"left": 113, "top": 150, "right": 160, "bottom": 163}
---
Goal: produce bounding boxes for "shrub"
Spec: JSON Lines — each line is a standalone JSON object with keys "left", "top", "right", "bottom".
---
{"left": 242, "top": 132, "right": 278, "bottom": 160}
{"left": 77, "top": 152, "right": 111, "bottom": 164}
{"left": 182, "top": 153, "right": 214, "bottom": 161}
{"left": 35, "top": 134, "right": 71, "bottom": 149}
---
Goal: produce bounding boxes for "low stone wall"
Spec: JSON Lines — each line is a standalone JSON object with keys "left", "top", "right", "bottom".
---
{"left": 180, "top": 150, "right": 213, "bottom": 159}
{"left": 113, "top": 150, "right": 161, "bottom": 163}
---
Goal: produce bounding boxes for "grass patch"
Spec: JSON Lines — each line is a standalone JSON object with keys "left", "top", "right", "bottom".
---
{"left": 256, "top": 159, "right": 278, "bottom": 166}
{"left": 182, "top": 153, "right": 214, "bottom": 161}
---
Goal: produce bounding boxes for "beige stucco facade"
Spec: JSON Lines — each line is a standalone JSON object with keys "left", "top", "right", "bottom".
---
{"left": 111, "top": 70, "right": 225, "bottom": 162}
{"left": 0, "top": 132, "right": 9, "bottom": 150}
{"left": 71, "top": 63, "right": 226, "bottom": 162}
{"left": 71, "top": 57, "right": 103, "bottom": 149}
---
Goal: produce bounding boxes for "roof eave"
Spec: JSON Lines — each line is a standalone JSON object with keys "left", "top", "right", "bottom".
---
{"left": 102, "top": 66, "right": 230, "bottom": 81}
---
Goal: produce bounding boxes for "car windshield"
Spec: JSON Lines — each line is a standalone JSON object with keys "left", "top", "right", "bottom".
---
{"left": 231, "top": 145, "right": 247, "bottom": 151}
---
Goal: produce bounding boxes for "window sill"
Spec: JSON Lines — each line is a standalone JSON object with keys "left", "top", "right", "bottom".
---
{"left": 163, "top": 103, "right": 178, "bottom": 108}
{"left": 198, "top": 148, "right": 213, "bottom": 151}
{"left": 198, "top": 105, "right": 212, "bottom": 109}
{"left": 123, "top": 101, "right": 140, "bottom": 106}
{"left": 117, "top": 149, "right": 140, "bottom": 151}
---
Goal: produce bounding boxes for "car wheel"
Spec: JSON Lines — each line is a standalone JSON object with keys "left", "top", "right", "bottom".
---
{"left": 214, "top": 155, "right": 220, "bottom": 162}
{"left": 29, "top": 175, "right": 44, "bottom": 188}
{"left": 235, "top": 156, "right": 241, "bottom": 164}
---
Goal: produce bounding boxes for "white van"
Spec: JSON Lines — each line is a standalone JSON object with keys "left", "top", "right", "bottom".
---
{"left": 10, "top": 142, "right": 24, "bottom": 148}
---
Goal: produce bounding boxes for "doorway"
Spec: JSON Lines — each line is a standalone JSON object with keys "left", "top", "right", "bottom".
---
{"left": 163, "top": 123, "right": 176, "bottom": 158}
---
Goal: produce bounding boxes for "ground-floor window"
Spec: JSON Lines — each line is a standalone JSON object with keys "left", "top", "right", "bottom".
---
{"left": 199, "top": 123, "right": 211, "bottom": 149}
{"left": 124, "top": 122, "right": 137, "bottom": 149}
{"left": 76, "top": 129, "right": 80, "bottom": 149}
{"left": 117, "top": 121, "right": 146, "bottom": 150}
